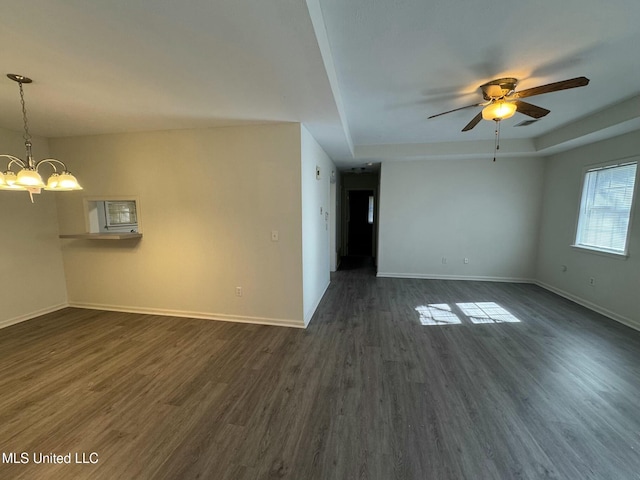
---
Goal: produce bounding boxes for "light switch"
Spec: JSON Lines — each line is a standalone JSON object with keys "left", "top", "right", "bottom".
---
{"left": 271, "top": 230, "right": 279, "bottom": 241}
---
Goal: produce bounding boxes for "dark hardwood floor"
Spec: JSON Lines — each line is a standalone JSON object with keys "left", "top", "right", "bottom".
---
{"left": 1, "top": 270, "right": 640, "bottom": 479}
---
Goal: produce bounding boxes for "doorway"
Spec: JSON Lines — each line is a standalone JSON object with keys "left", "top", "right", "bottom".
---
{"left": 339, "top": 171, "right": 379, "bottom": 272}
{"left": 347, "top": 190, "right": 374, "bottom": 256}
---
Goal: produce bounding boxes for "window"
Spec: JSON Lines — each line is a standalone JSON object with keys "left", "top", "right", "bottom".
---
{"left": 85, "top": 197, "right": 140, "bottom": 234}
{"left": 105, "top": 201, "right": 138, "bottom": 227}
{"left": 368, "top": 195, "right": 374, "bottom": 224}
{"left": 575, "top": 161, "right": 637, "bottom": 255}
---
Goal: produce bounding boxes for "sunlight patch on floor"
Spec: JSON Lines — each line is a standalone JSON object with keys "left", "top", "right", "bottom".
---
{"left": 457, "top": 302, "right": 521, "bottom": 324}
{"left": 415, "top": 304, "right": 462, "bottom": 325}
{"left": 415, "top": 302, "right": 521, "bottom": 325}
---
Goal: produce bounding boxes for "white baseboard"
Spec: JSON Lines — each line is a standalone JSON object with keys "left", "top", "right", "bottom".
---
{"left": 376, "top": 272, "right": 535, "bottom": 283}
{"left": 6, "top": 283, "right": 634, "bottom": 334}
{"left": 534, "top": 281, "right": 639, "bottom": 332}
{"left": 67, "top": 302, "right": 305, "bottom": 329}
{"left": 0, "top": 303, "right": 69, "bottom": 330}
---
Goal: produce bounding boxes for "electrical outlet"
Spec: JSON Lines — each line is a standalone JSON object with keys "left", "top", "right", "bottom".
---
{"left": 442, "top": 257, "right": 447, "bottom": 264}
{"left": 589, "top": 277, "right": 595, "bottom": 286}
{"left": 464, "top": 257, "right": 469, "bottom": 264}
{"left": 235, "top": 286, "right": 243, "bottom": 297}
{"left": 271, "top": 230, "right": 279, "bottom": 241}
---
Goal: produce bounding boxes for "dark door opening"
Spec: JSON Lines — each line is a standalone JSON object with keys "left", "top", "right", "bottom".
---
{"left": 347, "top": 190, "right": 374, "bottom": 256}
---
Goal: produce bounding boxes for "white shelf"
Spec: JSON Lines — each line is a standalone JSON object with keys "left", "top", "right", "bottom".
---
{"left": 59, "top": 233, "right": 142, "bottom": 240}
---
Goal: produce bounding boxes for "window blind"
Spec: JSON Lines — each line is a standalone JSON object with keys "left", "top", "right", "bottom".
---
{"left": 575, "top": 162, "right": 637, "bottom": 254}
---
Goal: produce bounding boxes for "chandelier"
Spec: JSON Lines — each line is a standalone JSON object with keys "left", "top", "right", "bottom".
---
{"left": 0, "top": 74, "right": 82, "bottom": 202}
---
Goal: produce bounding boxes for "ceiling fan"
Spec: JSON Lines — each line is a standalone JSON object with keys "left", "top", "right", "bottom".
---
{"left": 428, "top": 76, "right": 590, "bottom": 131}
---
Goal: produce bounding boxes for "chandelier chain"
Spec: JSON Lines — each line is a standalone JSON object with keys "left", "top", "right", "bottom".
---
{"left": 18, "top": 81, "right": 32, "bottom": 143}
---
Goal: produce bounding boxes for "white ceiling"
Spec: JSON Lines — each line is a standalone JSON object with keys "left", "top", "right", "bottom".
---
{"left": 1, "top": 0, "right": 639, "bottom": 167}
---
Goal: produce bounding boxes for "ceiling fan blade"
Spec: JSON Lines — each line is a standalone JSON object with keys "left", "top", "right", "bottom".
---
{"left": 462, "top": 112, "right": 483, "bottom": 132}
{"left": 428, "top": 103, "right": 483, "bottom": 119}
{"left": 513, "top": 76, "right": 589, "bottom": 99}
{"left": 514, "top": 100, "right": 550, "bottom": 119}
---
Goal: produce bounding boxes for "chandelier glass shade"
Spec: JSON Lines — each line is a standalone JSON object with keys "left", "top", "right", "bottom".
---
{"left": 0, "top": 74, "right": 82, "bottom": 200}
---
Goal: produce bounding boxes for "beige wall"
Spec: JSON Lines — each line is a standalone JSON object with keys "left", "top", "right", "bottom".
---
{"left": 50, "top": 124, "right": 305, "bottom": 327}
{"left": 378, "top": 156, "right": 545, "bottom": 281}
{"left": 0, "top": 128, "right": 68, "bottom": 327}
{"left": 5, "top": 117, "right": 636, "bottom": 331}
{"left": 536, "top": 130, "right": 640, "bottom": 329}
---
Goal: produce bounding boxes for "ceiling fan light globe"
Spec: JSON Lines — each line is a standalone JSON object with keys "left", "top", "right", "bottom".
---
{"left": 482, "top": 101, "right": 517, "bottom": 121}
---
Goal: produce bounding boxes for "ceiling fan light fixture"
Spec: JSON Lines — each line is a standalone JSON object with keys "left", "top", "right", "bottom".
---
{"left": 482, "top": 101, "right": 517, "bottom": 121}
{"left": 429, "top": 76, "right": 589, "bottom": 133}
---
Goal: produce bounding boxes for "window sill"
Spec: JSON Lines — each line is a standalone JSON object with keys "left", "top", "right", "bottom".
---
{"left": 570, "top": 245, "right": 628, "bottom": 260}
{"left": 59, "top": 233, "right": 142, "bottom": 240}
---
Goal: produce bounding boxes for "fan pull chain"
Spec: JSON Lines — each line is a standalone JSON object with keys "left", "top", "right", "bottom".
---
{"left": 493, "top": 119, "right": 501, "bottom": 162}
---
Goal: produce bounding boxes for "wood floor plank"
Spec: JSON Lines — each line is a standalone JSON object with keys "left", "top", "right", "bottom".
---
{"left": 1, "top": 269, "right": 640, "bottom": 479}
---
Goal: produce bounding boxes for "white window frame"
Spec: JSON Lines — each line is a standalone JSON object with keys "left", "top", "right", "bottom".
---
{"left": 572, "top": 157, "right": 638, "bottom": 258}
